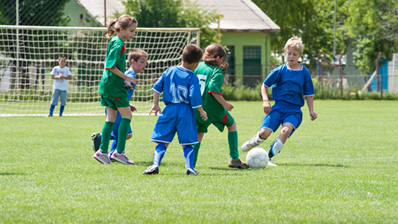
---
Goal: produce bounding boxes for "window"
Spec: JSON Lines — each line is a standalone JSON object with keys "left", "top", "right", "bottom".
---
{"left": 243, "top": 46, "right": 261, "bottom": 88}
{"left": 225, "top": 46, "right": 235, "bottom": 85}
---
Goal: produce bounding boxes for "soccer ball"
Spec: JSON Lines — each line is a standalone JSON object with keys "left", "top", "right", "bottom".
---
{"left": 246, "top": 147, "right": 269, "bottom": 168}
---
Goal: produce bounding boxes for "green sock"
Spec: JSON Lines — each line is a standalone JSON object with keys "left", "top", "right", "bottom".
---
{"left": 116, "top": 118, "right": 131, "bottom": 154}
{"left": 100, "top": 121, "right": 114, "bottom": 153}
{"left": 228, "top": 131, "right": 239, "bottom": 160}
{"left": 193, "top": 142, "right": 201, "bottom": 168}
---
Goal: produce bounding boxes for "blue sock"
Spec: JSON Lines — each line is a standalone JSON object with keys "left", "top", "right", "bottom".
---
{"left": 110, "top": 140, "right": 117, "bottom": 152}
{"left": 152, "top": 143, "right": 167, "bottom": 166}
{"left": 110, "top": 133, "right": 118, "bottom": 140}
{"left": 49, "top": 105, "right": 55, "bottom": 115}
{"left": 59, "top": 106, "right": 65, "bottom": 115}
{"left": 183, "top": 145, "right": 194, "bottom": 169}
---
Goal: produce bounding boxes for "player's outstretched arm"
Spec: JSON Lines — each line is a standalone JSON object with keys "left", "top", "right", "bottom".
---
{"left": 108, "top": 67, "right": 137, "bottom": 84}
{"left": 261, "top": 84, "right": 271, "bottom": 114}
{"left": 149, "top": 91, "right": 161, "bottom": 116}
{"left": 305, "top": 96, "right": 317, "bottom": 121}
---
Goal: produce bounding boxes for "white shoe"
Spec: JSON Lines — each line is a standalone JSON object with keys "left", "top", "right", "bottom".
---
{"left": 268, "top": 158, "right": 277, "bottom": 167}
{"left": 241, "top": 134, "right": 263, "bottom": 152}
{"left": 111, "top": 151, "right": 134, "bottom": 165}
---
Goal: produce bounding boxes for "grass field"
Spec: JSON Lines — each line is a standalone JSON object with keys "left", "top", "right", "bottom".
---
{"left": 1, "top": 100, "right": 398, "bottom": 223}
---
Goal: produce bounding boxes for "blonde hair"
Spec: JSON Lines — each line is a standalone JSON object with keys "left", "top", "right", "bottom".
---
{"left": 106, "top": 15, "right": 138, "bottom": 38}
{"left": 203, "top": 43, "right": 226, "bottom": 66}
{"left": 284, "top": 37, "right": 303, "bottom": 55}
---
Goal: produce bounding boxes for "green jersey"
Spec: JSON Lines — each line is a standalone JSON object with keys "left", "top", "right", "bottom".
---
{"left": 99, "top": 36, "right": 127, "bottom": 97}
{"left": 194, "top": 62, "right": 227, "bottom": 123}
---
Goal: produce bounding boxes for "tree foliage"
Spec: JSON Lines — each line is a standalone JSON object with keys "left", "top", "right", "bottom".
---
{"left": 121, "top": 0, "right": 218, "bottom": 48}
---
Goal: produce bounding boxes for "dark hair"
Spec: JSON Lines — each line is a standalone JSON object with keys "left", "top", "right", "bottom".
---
{"left": 182, "top": 44, "right": 203, "bottom": 64}
{"left": 203, "top": 43, "right": 226, "bottom": 66}
{"left": 106, "top": 14, "right": 138, "bottom": 38}
{"left": 128, "top": 49, "right": 148, "bottom": 66}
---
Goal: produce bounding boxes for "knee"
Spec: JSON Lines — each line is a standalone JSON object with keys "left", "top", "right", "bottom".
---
{"left": 227, "top": 121, "right": 237, "bottom": 132}
{"left": 280, "top": 127, "right": 292, "bottom": 136}
{"left": 259, "top": 128, "right": 271, "bottom": 139}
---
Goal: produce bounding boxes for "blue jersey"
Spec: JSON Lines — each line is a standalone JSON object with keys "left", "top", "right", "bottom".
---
{"left": 125, "top": 68, "right": 136, "bottom": 100}
{"left": 263, "top": 64, "right": 314, "bottom": 107}
{"left": 152, "top": 66, "right": 202, "bottom": 108}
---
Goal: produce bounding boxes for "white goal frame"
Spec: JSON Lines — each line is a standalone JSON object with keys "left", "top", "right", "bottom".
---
{"left": 0, "top": 25, "right": 200, "bottom": 116}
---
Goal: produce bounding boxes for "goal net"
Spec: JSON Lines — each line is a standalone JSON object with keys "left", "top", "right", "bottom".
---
{"left": 0, "top": 25, "right": 199, "bottom": 116}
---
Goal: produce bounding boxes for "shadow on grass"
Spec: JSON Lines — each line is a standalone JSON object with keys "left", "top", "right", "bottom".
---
{"left": 0, "top": 172, "right": 27, "bottom": 176}
{"left": 283, "top": 163, "right": 347, "bottom": 168}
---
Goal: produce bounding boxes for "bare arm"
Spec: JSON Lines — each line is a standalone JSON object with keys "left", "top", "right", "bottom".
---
{"left": 195, "top": 106, "right": 208, "bottom": 121}
{"left": 305, "top": 96, "right": 317, "bottom": 121}
{"left": 107, "top": 67, "right": 137, "bottom": 84}
{"left": 261, "top": 84, "right": 272, "bottom": 114}
{"left": 212, "top": 93, "right": 234, "bottom": 111}
{"left": 149, "top": 91, "right": 161, "bottom": 115}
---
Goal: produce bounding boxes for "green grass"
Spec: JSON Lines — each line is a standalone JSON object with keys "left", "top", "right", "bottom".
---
{"left": 1, "top": 101, "right": 398, "bottom": 223}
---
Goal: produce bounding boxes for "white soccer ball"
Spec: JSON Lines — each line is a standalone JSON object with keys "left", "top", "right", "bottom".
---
{"left": 246, "top": 147, "right": 269, "bottom": 168}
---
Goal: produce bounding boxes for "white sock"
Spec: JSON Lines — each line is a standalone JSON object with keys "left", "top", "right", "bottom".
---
{"left": 255, "top": 132, "right": 265, "bottom": 143}
{"left": 268, "top": 139, "right": 283, "bottom": 158}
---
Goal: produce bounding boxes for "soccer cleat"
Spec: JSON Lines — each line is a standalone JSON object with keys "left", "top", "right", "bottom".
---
{"left": 93, "top": 150, "right": 111, "bottom": 164}
{"left": 91, "top": 133, "right": 101, "bottom": 152}
{"left": 46, "top": 114, "right": 53, "bottom": 117}
{"left": 186, "top": 168, "right": 199, "bottom": 175}
{"left": 111, "top": 151, "right": 134, "bottom": 165}
{"left": 268, "top": 158, "right": 278, "bottom": 167}
{"left": 59, "top": 114, "right": 63, "bottom": 117}
{"left": 241, "top": 135, "right": 262, "bottom": 152}
{"left": 228, "top": 158, "right": 250, "bottom": 169}
{"left": 143, "top": 165, "right": 159, "bottom": 175}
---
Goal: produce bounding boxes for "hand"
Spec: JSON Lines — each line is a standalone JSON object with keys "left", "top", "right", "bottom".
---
{"left": 124, "top": 81, "right": 135, "bottom": 91}
{"left": 130, "top": 104, "right": 137, "bottom": 112}
{"left": 310, "top": 111, "right": 317, "bottom": 121}
{"left": 59, "top": 74, "right": 65, "bottom": 79}
{"left": 223, "top": 102, "right": 234, "bottom": 111}
{"left": 200, "top": 111, "right": 208, "bottom": 121}
{"left": 126, "top": 76, "right": 138, "bottom": 85}
{"left": 263, "top": 101, "right": 272, "bottom": 114}
{"left": 149, "top": 105, "right": 161, "bottom": 116}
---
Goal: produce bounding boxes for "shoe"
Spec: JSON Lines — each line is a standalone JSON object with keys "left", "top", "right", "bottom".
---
{"left": 46, "top": 114, "right": 53, "bottom": 117}
{"left": 93, "top": 150, "right": 111, "bottom": 164}
{"left": 186, "top": 168, "right": 199, "bottom": 175}
{"left": 111, "top": 151, "right": 134, "bottom": 165}
{"left": 241, "top": 135, "right": 262, "bottom": 152}
{"left": 228, "top": 158, "right": 250, "bottom": 169}
{"left": 268, "top": 158, "right": 278, "bottom": 167}
{"left": 91, "top": 133, "right": 101, "bottom": 152}
{"left": 143, "top": 165, "right": 159, "bottom": 175}
{"left": 59, "top": 114, "right": 63, "bottom": 117}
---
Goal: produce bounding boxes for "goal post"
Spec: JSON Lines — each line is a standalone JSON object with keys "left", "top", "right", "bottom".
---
{"left": 0, "top": 25, "right": 200, "bottom": 116}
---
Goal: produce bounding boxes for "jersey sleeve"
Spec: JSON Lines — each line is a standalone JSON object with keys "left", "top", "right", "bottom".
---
{"left": 50, "top": 67, "right": 57, "bottom": 75}
{"left": 303, "top": 68, "right": 315, "bottom": 97}
{"left": 152, "top": 73, "right": 164, "bottom": 94}
{"left": 189, "top": 75, "right": 202, "bottom": 108}
{"left": 263, "top": 67, "right": 282, "bottom": 87}
{"left": 105, "top": 43, "right": 122, "bottom": 69}
{"left": 207, "top": 70, "right": 224, "bottom": 95}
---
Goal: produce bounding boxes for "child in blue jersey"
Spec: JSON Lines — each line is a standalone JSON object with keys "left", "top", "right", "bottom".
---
{"left": 143, "top": 44, "right": 208, "bottom": 175}
{"left": 241, "top": 37, "right": 318, "bottom": 166}
{"left": 91, "top": 49, "right": 148, "bottom": 161}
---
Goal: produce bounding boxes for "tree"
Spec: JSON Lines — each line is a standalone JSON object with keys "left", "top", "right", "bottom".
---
{"left": 122, "top": 0, "right": 218, "bottom": 48}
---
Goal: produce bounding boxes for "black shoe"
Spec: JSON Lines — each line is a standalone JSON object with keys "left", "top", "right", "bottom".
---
{"left": 59, "top": 114, "right": 63, "bottom": 117}
{"left": 46, "top": 114, "right": 53, "bottom": 117}
{"left": 91, "top": 133, "right": 101, "bottom": 152}
{"left": 186, "top": 168, "right": 199, "bottom": 175}
{"left": 143, "top": 165, "right": 159, "bottom": 175}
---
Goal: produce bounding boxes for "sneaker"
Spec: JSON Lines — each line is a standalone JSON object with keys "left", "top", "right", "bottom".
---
{"left": 91, "top": 133, "right": 101, "bottom": 152}
{"left": 59, "top": 114, "right": 63, "bottom": 117}
{"left": 186, "top": 168, "right": 199, "bottom": 175}
{"left": 143, "top": 165, "right": 159, "bottom": 175}
{"left": 228, "top": 158, "right": 250, "bottom": 169}
{"left": 93, "top": 150, "right": 111, "bottom": 164}
{"left": 268, "top": 158, "right": 278, "bottom": 167}
{"left": 241, "top": 135, "right": 262, "bottom": 152}
{"left": 46, "top": 114, "right": 53, "bottom": 117}
{"left": 111, "top": 151, "right": 134, "bottom": 165}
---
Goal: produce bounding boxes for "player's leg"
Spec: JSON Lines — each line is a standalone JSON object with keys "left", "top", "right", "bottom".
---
{"left": 59, "top": 90, "right": 67, "bottom": 117}
{"left": 111, "top": 105, "right": 134, "bottom": 165}
{"left": 193, "top": 121, "right": 207, "bottom": 168}
{"left": 48, "top": 89, "right": 59, "bottom": 117}
{"left": 143, "top": 142, "right": 169, "bottom": 175}
{"left": 225, "top": 118, "right": 249, "bottom": 169}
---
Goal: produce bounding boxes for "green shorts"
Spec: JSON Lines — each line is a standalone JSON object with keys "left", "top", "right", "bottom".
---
{"left": 197, "top": 111, "right": 234, "bottom": 133}
{"left": 100, "top": 95, "right": 129, "bottom": 110}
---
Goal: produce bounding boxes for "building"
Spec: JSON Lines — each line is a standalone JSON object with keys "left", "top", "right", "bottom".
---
{"left": 64, "top": 0, "right": 280, "bottom": 87}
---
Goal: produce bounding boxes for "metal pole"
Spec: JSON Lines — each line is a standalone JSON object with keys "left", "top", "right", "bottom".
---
{"left": 104, "top": 0, "right": 106, "bottom": 27}
{"left": 16, "top": 0, "right": 20, "bottom": 92}
{"left": 333, "top": 0, "right": 336, "bottom": 59}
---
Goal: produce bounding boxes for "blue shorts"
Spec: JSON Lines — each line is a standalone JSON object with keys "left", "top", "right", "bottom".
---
{"left": 260, "top": 101, "right": 303, "bottom": 137}
{"left": 151, "top": 104, "right": 198, "bottom": 145}
{"left": 105, "top": 108, "right": 132, "bottom": 136}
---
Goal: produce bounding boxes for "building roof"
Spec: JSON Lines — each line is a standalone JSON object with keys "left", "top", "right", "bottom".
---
{"left": 76, "top": 0, "right": 280, "bottom": 32}
{"left": 75, "top": 0, "right": 125, "bottom": 26}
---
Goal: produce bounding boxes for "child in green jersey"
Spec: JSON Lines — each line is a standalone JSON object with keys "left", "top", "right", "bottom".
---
{"left": 93, "top": 15, "right": 138, "bottom": 165}
{"left": 193, "top": 43, "right": 249, "bottom": 169}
